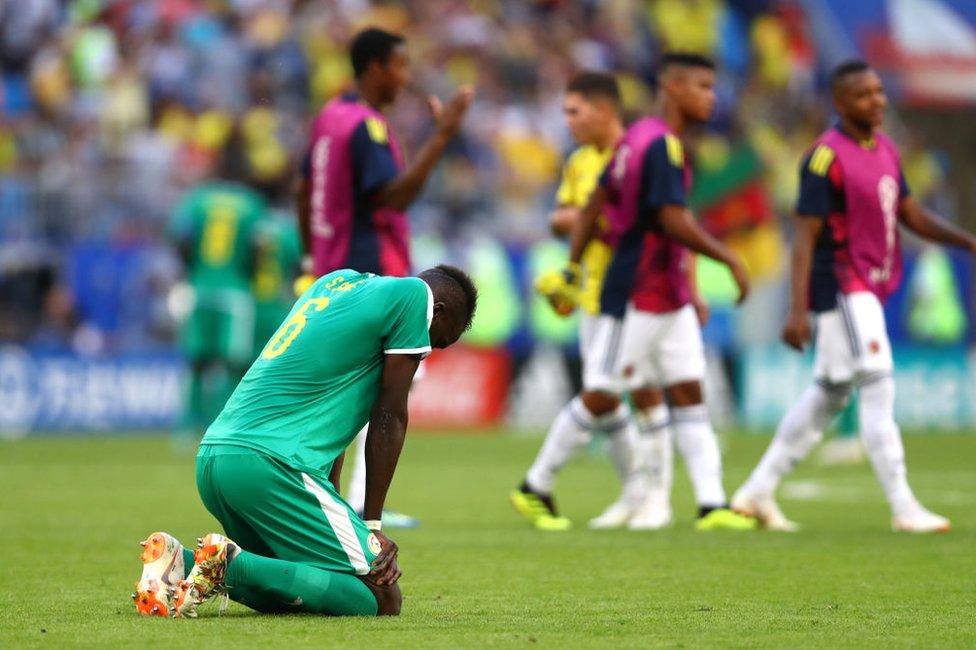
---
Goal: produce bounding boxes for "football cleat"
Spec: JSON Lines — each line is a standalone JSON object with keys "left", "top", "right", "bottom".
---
{"left": 173, "top": 533, "right": 238, "bottom": 618}
{"left": 731, "top": 492, "right": 800, "bottom": 532}
{"left": 695, "top": 507, "right": 759, "bottom": 531}
{"left": 892, "top": 506, "right": 951, "bottom": 534}
{"left": 626, "top": 495, "right": 673, "bottom": 531}
{"left": 132, "top": 532, "right": 185, "bottom": 617}
{"left": 589, "top": 498, "right": 638, "bottom": 530}
{"left": 509, "top": 483, "right": 571, "bottom": 532}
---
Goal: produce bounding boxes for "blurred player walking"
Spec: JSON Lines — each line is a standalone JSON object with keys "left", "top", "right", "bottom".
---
{"left": 169, "top": 153, "right": 267, "bottom": 440}
{"left": 296, "top": 28, "right": 473, "bottom": 526}
{"left": 732, "top": 61, "right": 976, "bottom": 533}
{"left": 251, "top": 213, "right": 302, "bottom": 360}
{"left": 512, "top": 72, "right": 672, "bottom": 531}
{"left": 564, "top": 53, "right": 755, "bottom": 530}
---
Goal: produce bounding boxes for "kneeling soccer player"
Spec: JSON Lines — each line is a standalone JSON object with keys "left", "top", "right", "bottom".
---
{"left": 132, "top": 266, "right": 477, "bottom": 617}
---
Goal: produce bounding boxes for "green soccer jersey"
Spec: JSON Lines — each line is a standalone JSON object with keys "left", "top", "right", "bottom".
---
{"left": 252, "top": 216, "right": 303, "bottom": 357}
{"left": 168, "top": 182, "right": 267, "bottom": 292}
{"left": 202, "top": 271, "right": 433, "bottom": 477}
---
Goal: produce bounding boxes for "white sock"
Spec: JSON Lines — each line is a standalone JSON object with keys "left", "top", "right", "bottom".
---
{"left": 346, "top": 424, "right": 369, "bottom": 514}
{"left": 601, "top": 403, "right": 648, "bottom": 506}
{"left": 603, "top": 403, "right": 636, "bottom": 480}
{"left": 525, "top": 396, "right": 595, "bottom": 493}
{"left": 672, "top": 404, "right": 726, "bottom": 509}
{"left": 633, "top": 403, "right": 672, "bottom": 503}
{"left": 740, "top": 383, "right": 848, "bottom": 498}
{"left": 859, "top": 376, "right": 917, "bottom": 515}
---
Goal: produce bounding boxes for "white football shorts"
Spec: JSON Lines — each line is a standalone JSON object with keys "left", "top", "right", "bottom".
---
{"left": 581, "top": 303, "right": 705, "bottom": 393}
{"left": 813, "top": 291, "right": 893, "bottom": 386}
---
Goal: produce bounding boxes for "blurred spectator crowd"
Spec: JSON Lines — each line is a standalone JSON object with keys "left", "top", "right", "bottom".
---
{"left": 0, "top": 0, "right": 960, "bottom": 354}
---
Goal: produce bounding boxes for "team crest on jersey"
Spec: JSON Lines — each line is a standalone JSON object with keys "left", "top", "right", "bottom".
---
{"left": 367, "top": 532, "right": 382, "bottom": 555}
{"left": 868, "top": 340, "right": 881, "bottom": 355}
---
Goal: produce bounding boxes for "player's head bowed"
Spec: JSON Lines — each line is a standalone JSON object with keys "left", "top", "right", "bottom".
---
{"left": 419, "top": 265, "right": 479, "bottom": 349}
{"left": 830, "top": 60, "right": 887, "bottom": 131}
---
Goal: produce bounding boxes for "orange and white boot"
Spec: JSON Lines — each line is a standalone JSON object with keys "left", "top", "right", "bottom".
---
{"left": 132, "top": 532, "right": 186, "bottom": 617}
{"left": 173, "top": 533, "right": 239, "bottom": 618}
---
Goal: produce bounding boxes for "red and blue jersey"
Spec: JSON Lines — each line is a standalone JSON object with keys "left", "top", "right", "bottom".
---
{"left": 305, "top": 94, "right": 410, "bottom": 278}
{"left": 797, "top": 127, "right": 910, "bottom": 312}
{"left": 599, "top": 117, "right": 692, "bottom": 317}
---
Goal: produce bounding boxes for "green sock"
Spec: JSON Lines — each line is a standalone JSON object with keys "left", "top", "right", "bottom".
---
{"left": 180, "top": 366, "right": 206, "bottom": 433}
{"left": 182, "top": 548, "right": 194, "bottom": 578}
{"left": 225, "top": 549, "right": 378, "bottom": 616}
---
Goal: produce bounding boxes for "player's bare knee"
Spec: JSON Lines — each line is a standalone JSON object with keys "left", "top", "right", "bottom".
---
{"left": 631, "top": 387, "right": 665, "bottom": 411}
{"left": 580, "top": 390, "right": 619, "bottom": 417}
{"left": 665, "top": 381, "right": 703, "bottom": 407}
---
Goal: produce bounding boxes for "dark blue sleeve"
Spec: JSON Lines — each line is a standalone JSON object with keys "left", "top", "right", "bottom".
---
{"left": 796, "top": 152, "right": 834, "bottom": 218}
{"left": 640, "top": 137, "right": 686, "bottom": 213}
{"left": 351, "top": 121, "right": 399, "bottom": 198}
{"left": 898, "top": 164, "right": 911, "bottom": 199}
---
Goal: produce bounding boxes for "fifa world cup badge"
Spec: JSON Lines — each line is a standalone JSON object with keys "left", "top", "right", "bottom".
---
{"left": 367, "top": 533, "right": 382, "bottom": 555}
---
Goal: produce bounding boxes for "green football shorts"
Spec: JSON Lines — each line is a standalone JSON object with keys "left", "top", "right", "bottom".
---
{"left": 182, "top": 289, "right": 255, "bottom": 365}
{"left": 195, "top": 444, "right": 380, "bottom": 575}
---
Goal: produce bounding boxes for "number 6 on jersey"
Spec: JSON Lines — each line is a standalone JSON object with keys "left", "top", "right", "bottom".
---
{"left": 262, "top": 297, "right": 331, "bottom": 359}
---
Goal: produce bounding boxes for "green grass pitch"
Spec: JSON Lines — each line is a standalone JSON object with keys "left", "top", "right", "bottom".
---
{"left": 1, "top": 431, "right": 974, "bottom": 648}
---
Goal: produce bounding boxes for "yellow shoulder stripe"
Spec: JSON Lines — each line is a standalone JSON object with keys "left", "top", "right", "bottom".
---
{"left": 808, "top": 144, "right": 835, "bottom": 177}
{"left": 664, "top": 134, "right": 684, "bottom": 167}
{"left": 364, "top": 117, "right": 388, "bottom": 144}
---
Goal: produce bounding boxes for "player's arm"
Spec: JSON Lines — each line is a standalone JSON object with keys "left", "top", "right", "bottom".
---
{"left": 373, "top": 86, "right": 474, "bottom": 212}
{"left": 549, "top": 156, "right": 579, "bottom": 236}
{"left": 899, "top": 196, "right": 976, "bottom": 252}
{"left": 363, "top": 353, "right": 420, "bottom": 521}
{"left": 685, "top": 250, "right": 709, "bottom": 325}
{"left": 569, "top": 185, "right": 606, "bottom": 265}
{"left": 295, "top": 148, "right": 316, "bottom": 272}
{"left": 167, "top": 192, "right": 196, "bottom": 269}
{"left": 782, "top": 216, "right": 823, "bottom": 350}
{"left": 295, "top": 175, "right": 311, "bottom": 256}
{"left": 328, "top": 451, "right": 344, "bottom": 491}
{"left": 550, "top": 206, "right": 579, "bottom": 236}
{"left": 657, "top": 206, "right": 748, "bottom": 303}
{"left": 362, "top": 353, "right": 419, "bottom": 586}
{"left": 782, "top": 147, "right": 832, "bottom": 351}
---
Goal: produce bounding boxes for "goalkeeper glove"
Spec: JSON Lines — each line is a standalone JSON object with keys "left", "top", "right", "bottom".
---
{"left": 535, "top": 263, "right": 582, "bottom": 317}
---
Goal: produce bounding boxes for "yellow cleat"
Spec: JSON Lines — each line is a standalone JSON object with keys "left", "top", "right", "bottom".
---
{"left": 533, "top": 514, "right": 572, "bottom": 532}
{"left": 695, "top": 508, "right": 759, "bottom": 531}
{"left": 509, "top": 487, "right": 572, "bottom": 532}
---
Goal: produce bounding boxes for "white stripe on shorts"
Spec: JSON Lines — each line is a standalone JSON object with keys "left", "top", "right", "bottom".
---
{"left": 301, "top": 473, "right": 370, "bottom": 575}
